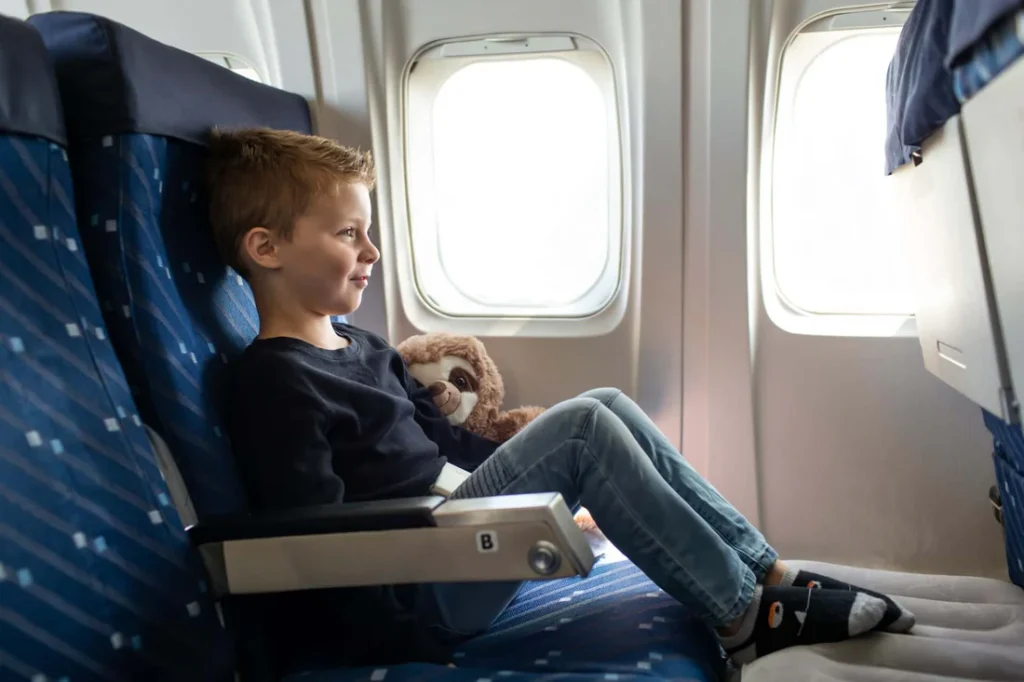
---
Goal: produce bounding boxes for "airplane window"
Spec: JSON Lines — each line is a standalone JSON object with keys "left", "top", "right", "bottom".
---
{"left": 769, "top": 29, "right": 913, "bottom": 319}
{"left": 405, "top": 41, "right": 623, "bottom": 318}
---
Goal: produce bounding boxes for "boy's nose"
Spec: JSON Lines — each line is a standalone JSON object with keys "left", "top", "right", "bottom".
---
{"left": 362, "top": 237, "right": 380, "bottom": 263}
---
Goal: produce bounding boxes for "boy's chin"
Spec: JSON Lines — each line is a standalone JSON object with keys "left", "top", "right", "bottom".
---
{"left": 327, "top": 294, "right": 362, "bottom": 318}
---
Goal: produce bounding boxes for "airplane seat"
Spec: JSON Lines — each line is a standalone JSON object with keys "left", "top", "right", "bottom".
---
{"left": 25, "top": 10, "right": 729, "bottom": 682}
{"left": 23, "top": 10, "right": 282, "bottom": 522}
{"left": 982, "top": 410, "right": 1024, "bottom": 588}
{"left": 0, "top": 13, "right": 236, "bottom": 681}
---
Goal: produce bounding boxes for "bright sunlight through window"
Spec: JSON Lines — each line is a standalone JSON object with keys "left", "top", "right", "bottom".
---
{"left": 406, "top": 41, "right": 622, "bottom": 318}
{"left": 770, "top": 29, "right": 914, "bottom": 319}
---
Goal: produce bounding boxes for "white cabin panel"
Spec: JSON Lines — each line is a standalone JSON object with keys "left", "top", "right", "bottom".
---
{"left": 685, "top": 0, "right": 1007, "bottom": 577}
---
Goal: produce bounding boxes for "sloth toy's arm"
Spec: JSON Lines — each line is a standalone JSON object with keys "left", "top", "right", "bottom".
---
{"left": 489, "top": 405, "right": 546, "bottom": 442}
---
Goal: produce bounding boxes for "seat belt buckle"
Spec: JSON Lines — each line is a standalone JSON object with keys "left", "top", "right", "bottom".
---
{"left": 430, "top": 463, "right": 471, "bottom": 497}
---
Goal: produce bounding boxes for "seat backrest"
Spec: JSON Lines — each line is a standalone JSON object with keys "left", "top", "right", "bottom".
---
{"left": 0, "top": 14, "right": 234, "bottom": 680}
{"left": 28, "top": 11, "right": 314, "bottom": 520}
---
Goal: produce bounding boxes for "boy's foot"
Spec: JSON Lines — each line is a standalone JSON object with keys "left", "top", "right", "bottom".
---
{"left": 719, "top": 585, "right": 885, "bottom": 665}
{"left": 782, "top": 569, "right": 915, "bottom": 633}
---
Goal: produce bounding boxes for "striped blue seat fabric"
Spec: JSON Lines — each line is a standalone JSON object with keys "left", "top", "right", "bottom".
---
{"left": 28, "top": 10, "right": 316, "bottom": 520}
{"left": 983, "top": 411, "right": 1024, "bottom": 588}
{"left": 290, "top": 560, "right": 723, "bottom": 682}
{"left": 0, "top": 14, "right": 234, "bottom": 682}
{"left": 455, "top": 560, "right": 723, "bottom": 680}
{"left": 293, "top": 664, "right": 694, "bottom": 682}
{"left": 48, "top": 131, "right": 255, "bottom": 519}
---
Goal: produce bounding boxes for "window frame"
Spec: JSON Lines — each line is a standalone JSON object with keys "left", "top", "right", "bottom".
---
{"left": 399, "top": 32, "right": 629, "bottom": 330}
{"left": 760, "top": 6, "right": 917, "bottom": 338}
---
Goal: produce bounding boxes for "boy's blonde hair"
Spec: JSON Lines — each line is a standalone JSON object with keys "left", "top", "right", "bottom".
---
{"left": 205, "top": 127, "right": 376, "bottom": 277}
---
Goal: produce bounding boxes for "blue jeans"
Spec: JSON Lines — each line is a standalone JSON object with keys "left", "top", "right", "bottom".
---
{"left": 414, "top": 388, "right": 778, "bottom": 638}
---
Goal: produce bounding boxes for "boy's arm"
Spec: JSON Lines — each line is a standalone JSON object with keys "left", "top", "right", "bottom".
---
{"left": 394, "top": 353, "right": 500, "bottom": 471}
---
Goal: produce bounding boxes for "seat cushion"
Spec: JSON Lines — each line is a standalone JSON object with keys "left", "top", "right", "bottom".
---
{"left": 287, "top": 559, "right": 725, "bottom": 682}
{"left": 740, "top": 560, "right": 1024, "bottom": 681}
{"left": 288, "top": 663, "right": 698, "bottom": 682}
{"left": 456, "top": 560, "right": 723, "bottom": 679}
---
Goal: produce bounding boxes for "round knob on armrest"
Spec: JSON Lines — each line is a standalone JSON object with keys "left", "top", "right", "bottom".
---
{"left": 528, "top": 540, "right": 562, "bottom": 576}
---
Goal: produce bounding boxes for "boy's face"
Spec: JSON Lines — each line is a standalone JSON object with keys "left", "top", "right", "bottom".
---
{"left": 273, "top": 182, "right": 379, "bottom": 316}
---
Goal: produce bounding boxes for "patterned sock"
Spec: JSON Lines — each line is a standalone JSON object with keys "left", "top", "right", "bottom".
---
{"left": 719, "top": 585, "right": 885, "bottom": 665}
{"left": 782, "top": 568, "right": 915, "bottom": 633}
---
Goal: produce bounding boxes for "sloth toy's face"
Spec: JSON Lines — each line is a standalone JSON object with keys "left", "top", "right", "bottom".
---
{"left": 406, "top": 355, "right": 482, "bottom": 425}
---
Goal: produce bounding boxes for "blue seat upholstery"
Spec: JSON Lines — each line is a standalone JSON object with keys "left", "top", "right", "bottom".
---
{"left": 982, "top": 412, "right": 1024, "bottom": 588}
{"left": 454, "top": 560, "right": 722, "bottom": 680}
{"left": 28, "top": 11, "right": 316, "bottom": 520}
{"left": 27, "top": 10, "right": 725, "bottom": 681}
{"left": 292, "top": 561, "right": 722, "bottom": 682}
{"left": 279, "top": 560, "right": 722, "bottom": 682}
{"left": 0, "top": 14, "right": 234, "bottom": 681}
{"left": 293, "top": 666, "right": 688, "bottom": 682}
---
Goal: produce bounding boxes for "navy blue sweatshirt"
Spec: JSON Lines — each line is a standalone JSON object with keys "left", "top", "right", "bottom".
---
{"left": 224, "top": 323, "right": 501, "bottom": 669}
{"left": 227, "top": 323, "right": 500, "bottom": 512}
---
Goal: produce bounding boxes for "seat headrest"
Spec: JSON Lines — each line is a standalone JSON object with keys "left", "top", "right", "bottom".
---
{"left": 0, "top": 14, "right": 66, "bottom": 144}
{"left": 27, "top": 11, "right": 312, "bottom": 145}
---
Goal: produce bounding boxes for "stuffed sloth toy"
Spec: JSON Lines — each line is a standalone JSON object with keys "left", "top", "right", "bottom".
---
{"left": 396, "top": 332, "right": 597, "bottom": 533}
{"left": 397, "top": 332, "right": 545, "bottom": 442}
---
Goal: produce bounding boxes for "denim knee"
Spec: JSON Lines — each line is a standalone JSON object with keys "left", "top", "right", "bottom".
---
{"left": 556, "top": 396, "right": 605, "bottom": 432}
{"left": 525, "top": 396, "right": 608, "bottom": 445}
{"left": 578, "top": 387, "right": 622, "bottom": 406}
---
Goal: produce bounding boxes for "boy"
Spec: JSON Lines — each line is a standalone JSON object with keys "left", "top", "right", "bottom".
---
{"left": 208, "top": 128, "right": 914, "bottom": 668}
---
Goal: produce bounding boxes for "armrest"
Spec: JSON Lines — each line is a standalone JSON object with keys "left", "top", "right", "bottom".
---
{"left": 186, "top": 495, "right": 446, "bottom": 544}
{"left": 192, "top": 492, "right": 595, "bottom": 596}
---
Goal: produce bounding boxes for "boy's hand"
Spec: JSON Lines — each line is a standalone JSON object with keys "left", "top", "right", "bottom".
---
{"left": 574, "top": 507, "right": 598, "bottom": 532}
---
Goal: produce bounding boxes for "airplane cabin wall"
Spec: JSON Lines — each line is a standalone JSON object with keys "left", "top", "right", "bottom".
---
{"left": 5, "top": 0, "right": 1006, "bottom": 579}
{"left": 745, "top": 0, "right": 1004, "bottom": 576}
{"left": 341, "top": 0, "right": 685, "bottom": 454}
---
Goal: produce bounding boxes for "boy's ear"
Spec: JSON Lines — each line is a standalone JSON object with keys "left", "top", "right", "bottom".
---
{"left": 240, "top": 227, "right": 282, "bottom": 272}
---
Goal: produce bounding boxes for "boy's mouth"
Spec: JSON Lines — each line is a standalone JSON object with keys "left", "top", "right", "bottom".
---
{"left": 351, "top": 275, "right": 370, "bottom": 288}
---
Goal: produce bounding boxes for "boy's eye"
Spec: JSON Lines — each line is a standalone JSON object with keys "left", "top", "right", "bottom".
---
{"left": 339, "top": 228, "right": 356, "bottom": 238}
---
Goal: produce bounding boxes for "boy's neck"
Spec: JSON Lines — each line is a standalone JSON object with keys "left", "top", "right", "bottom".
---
{"left": 253, "top": 289, "right": 349, "bottom": 350}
